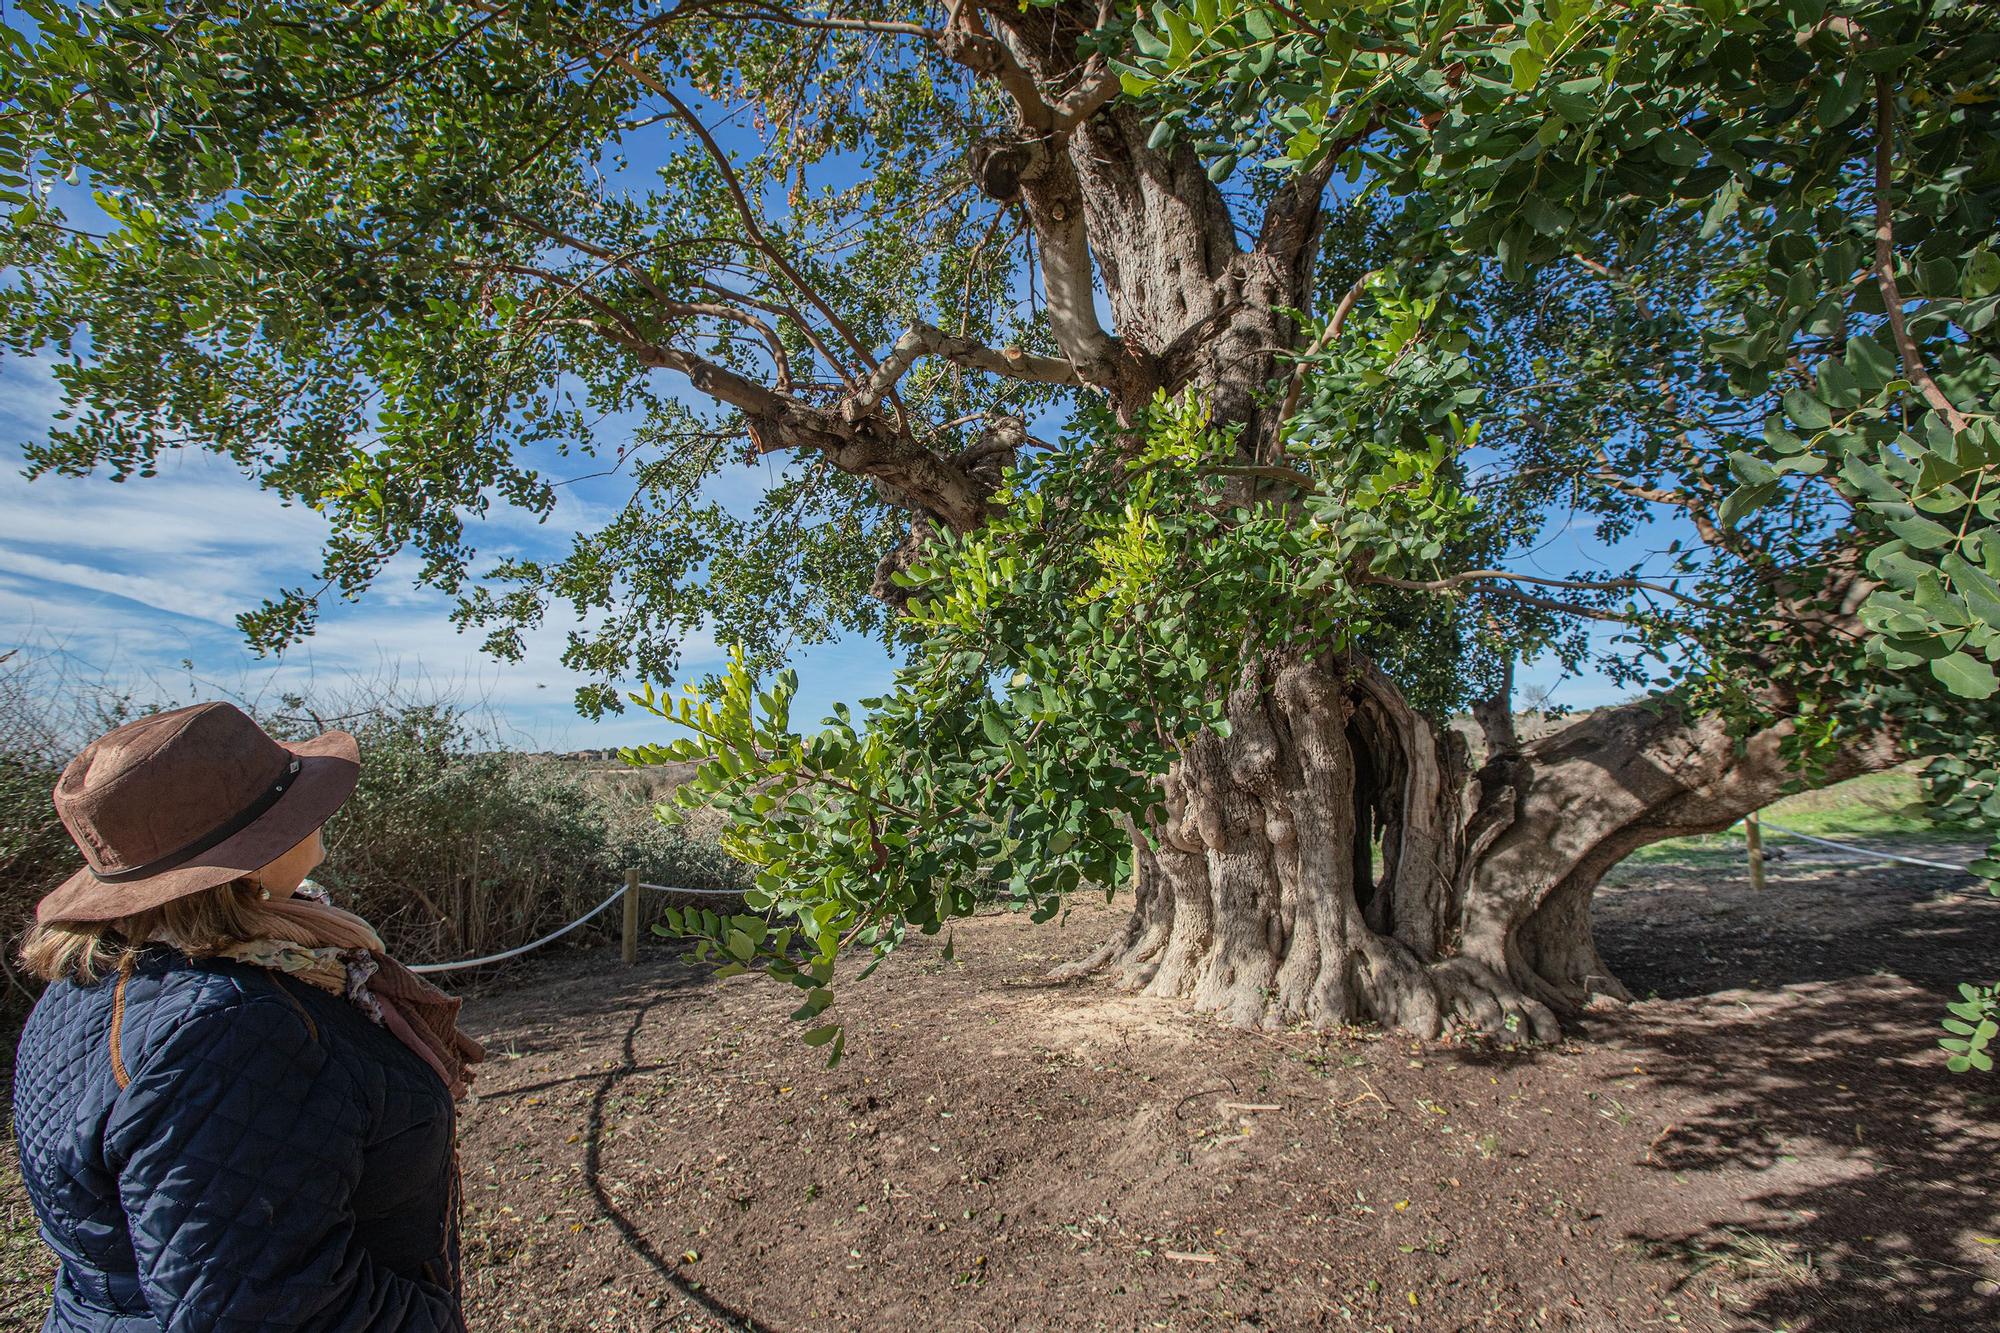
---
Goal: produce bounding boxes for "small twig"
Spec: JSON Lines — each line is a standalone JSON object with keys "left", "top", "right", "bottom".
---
{"left": 1174, "top": 1078, "right": 1241, "bottom": 1119}
{"left": 1871, "top": 74, "right": 1968, "bottom": 434}
{"left": 1341, "top": 1075, "right": 1391, "bottom": 1113}
{"left": 1644, "top": 1121, "right": 1677, "bottom": 1165}
{"left": 1279, "top": 270, "right": 1378, "bottom": 424}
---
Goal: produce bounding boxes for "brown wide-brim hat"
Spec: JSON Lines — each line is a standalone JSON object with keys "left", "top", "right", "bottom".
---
{"left": 36, "top": 701, "right": 360, "bottom": 925}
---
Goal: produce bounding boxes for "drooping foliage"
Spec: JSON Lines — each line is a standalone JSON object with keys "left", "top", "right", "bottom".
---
{"left": 0, "top": 0, "right": 1051, "bottom": 711}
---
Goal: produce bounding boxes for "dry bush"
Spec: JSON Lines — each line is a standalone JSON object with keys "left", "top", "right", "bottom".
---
{"left": 0, "top": 652, "right": 742, "bottom": 1038}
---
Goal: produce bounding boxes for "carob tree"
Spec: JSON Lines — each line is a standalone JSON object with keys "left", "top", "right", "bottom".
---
{"left": 3, "top": 1, "right": 1994, "bottom": 1049}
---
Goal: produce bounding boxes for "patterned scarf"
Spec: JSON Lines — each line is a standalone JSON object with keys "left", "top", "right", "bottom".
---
{"left": 155, "top": 882, "right": 485, "bottom": 1099}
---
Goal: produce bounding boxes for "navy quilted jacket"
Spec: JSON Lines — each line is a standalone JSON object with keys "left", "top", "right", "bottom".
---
{"left": 12, "top": 946, "right": 466, "bottom": 1331}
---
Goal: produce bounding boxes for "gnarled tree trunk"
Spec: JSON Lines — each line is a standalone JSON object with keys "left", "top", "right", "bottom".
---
{"left": 937, "top": 3, "right": 1907, "bottom": 1042}
{"left": 1058, "top": 657, "right": 1904, "bottom": 1041}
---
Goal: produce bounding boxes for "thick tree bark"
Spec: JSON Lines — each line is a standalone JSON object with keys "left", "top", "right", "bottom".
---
{"left": 1056, "top": 656, "right": 1557, "bottom": 1041}
{"left": 1458, "top": 695, "right": 1904, "bottom": 1019}
{"left": 1057, "top": 660, "right": 1905, "bottom": 1042}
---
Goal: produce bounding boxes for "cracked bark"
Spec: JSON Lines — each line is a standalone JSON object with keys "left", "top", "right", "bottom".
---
{"left": 1062, "top": 659, "right": 1903, "bottom": 1040}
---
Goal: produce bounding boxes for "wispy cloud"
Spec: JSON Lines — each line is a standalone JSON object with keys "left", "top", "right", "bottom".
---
{"left": 1, "top": 356, "right": 890, "bottom": 750}
{"left": 0, "top": 548, "right": 249, "bottom": 627}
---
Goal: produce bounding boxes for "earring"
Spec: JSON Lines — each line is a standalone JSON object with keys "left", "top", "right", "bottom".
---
{"left": 258, "top": 886, "right": 272, "bottom": 900}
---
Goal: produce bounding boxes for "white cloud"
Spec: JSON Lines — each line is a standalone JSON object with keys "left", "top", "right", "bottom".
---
{"left": 0, "top": 547, "right": 249, "bottom": 626}
{"left": 0, "top": 359, "right": 71, "bottom": 431}
{"left": 0, "top": 355, "right": 865, "bottom": 751}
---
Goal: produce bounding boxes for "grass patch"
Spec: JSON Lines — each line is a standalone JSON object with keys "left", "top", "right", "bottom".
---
{"left": 1624, "top": 769, "right": 1983, "bottom": 868}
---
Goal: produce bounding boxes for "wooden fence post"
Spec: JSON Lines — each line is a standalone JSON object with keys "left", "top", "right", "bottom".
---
{"left": 1744, "top": 812, "right": 1766, "bottom": 892}
{"left": 622, "top": 868, "right": 640, "bottom": 965}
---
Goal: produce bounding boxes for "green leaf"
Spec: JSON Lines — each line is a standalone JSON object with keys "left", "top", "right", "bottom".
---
{"left": 1885, "top": 513, "right": 1959, "bottom": 551}
{"left": 1727, "top": 451, "right": 1779, "bottom": 487}
{"left": 1784, "top": 389, "right": 1833, "bottom": 432}
{"left": 1653, "top": 130, "right": 1702, "bottom": 166}
{"left": 1930, "top": 652, "right": 1999, "bottom": 700}
{"left": 1509, "top": 47, "right": 1544, "bottom": 92}
{"left": 1720, "top": 480, "right": 1777, "bottom": 527}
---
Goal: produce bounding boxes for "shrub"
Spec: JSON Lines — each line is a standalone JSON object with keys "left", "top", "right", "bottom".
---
{"left": 1, "top": 656, "right": 742, "bottom": 1042}
{"left": 307, "top": 701, "right": 743, "bottom": 962}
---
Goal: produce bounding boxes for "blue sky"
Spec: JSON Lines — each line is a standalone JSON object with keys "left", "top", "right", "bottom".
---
{"left": 0, "top": 349, "right": 909, "bottom": 749}
{"left": 0, "top": 67, "right": 1651, "bottom": 754}
{"left": 0, "top": 336, "right": 1643, "bottom": 752}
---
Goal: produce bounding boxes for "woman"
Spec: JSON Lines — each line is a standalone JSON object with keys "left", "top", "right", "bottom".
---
{"left": 13, "top": 701, "right": 483, "bottom": 1331}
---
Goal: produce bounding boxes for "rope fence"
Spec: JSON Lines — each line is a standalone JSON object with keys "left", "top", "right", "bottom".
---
{"left": 409, "top": 824, "right": 1986, "bottom": 975}
{"left": 407, "top": 875, "right": 746, "bottom": 975}
{"left": 1732, "top": 812, "right": 1978, "bottom": 886}
{"left": 1755, "top": 821, "right": 1974, "bottom": 874}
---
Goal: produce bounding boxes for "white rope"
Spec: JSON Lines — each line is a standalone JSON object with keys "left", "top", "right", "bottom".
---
{"left": 408, "top": 883, "right": 630, "bottom": 974}
{"left": 1751, "top": 821, "right": 1975, "bottom": 874}
{"left": 637, "top": 881, "right": 746, "bottom": 897}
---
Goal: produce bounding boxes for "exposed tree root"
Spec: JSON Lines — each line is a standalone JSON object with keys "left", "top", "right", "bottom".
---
{"left": 1043, "top": 652, "right": 1905, "bottom": 1049}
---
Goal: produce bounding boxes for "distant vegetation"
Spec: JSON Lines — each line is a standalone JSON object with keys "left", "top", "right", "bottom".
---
{"left": 1626, "top": 769, "right": 1984, "bottom": 868}
{"left": 0, "top": 652, "right": 743, "bottom": 1035}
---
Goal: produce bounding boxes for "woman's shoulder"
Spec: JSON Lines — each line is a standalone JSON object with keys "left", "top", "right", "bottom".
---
{"left": 27, "top": 950, "right": 318, "bottom": 1052}
{"left": 15, "top": 954, "right": 333, "bottom": 1127}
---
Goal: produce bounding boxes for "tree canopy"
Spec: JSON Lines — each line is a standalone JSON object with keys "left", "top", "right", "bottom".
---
{"left": 2, "top": 0, "right": 1995, "bottom": 1061}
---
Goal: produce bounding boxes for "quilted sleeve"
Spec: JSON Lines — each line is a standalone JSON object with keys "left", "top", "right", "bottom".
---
{"left": 104, "top": 988, "right": 461, "bottom": 1333}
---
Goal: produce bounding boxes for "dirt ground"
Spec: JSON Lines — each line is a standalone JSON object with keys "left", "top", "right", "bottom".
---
{"left": 5, "top": 844, "right": 1998, "bottom": 1332}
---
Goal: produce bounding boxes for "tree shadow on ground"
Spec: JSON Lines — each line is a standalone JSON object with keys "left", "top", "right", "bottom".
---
{"left": 453, "top": 944, "right": 713, "bottom": 1060}
{"left": 574, "top": 988, "right": 773, "bottom": 1333}
{"left": 1597, "top": 978, "right": 1998, "bottom": 1332}
{"left": 1598, "top": 855, "right": 1998, "bottom": 1001}
{"left": 1581, "top": 855, "right": 2000, "bottom": 1329}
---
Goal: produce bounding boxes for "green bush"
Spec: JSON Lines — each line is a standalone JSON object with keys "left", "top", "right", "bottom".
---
{"left": 307, "top": 701, "right": 743, "bottom": 961}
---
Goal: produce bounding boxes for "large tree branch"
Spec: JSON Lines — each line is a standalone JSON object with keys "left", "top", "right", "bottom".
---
{"left": 940, "top": 6, "right": 1120, "bottom": 380}
{"left": 841, "top": 320, "right": 1083, "bottom": 421}
{"left": 1048, "top": 61, "right": 1119, "bottom": 131}
{"left": 607, "top": 53, "right": 880, "bottom": 381}
{"left": 941, "top": 4, "right": 1059, "bottom": 129}
{"left": 551, "top": 309, "right": 993, "bottom": 530}
{"left": 1021, "top": 168, "right": 1120, "bottom": 377}
{"left": 1256, "top": 138, "right": 1349, "bottom": 267}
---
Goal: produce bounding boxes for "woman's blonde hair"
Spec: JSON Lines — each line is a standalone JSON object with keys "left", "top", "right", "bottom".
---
{"left": 21, "top": 880, "right": 276, "bottom": 983}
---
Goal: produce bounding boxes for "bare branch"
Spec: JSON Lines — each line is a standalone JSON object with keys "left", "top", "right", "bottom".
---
{"left": 1361, "top": 567, "right": 1720, "bottom": 615}
{"left": 1049, "top": 62, "right": 1119, "bottom": 130}
{"left": 702, "top": 5, "right": 936, "bottom": 38}
{"left": 1278, "top": 270, "right": 1377, "bottom": 424}
{"left": 1872, "top": 74, "right": 1969, "bottom": 434}
{"left": 696, "top": 278, "right": 849, "bottom": 387}
{"left": 842, "top": 320, "right": 1083, "bottom": 421}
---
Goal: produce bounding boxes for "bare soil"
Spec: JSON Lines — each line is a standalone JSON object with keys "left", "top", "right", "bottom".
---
{"left": 5, "top": 845, "right": 1997, "bottom": 1332}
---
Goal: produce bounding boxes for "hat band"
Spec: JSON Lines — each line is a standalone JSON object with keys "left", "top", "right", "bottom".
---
{"left": 90, "top": 758, "right": 305, "bottom": 884}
